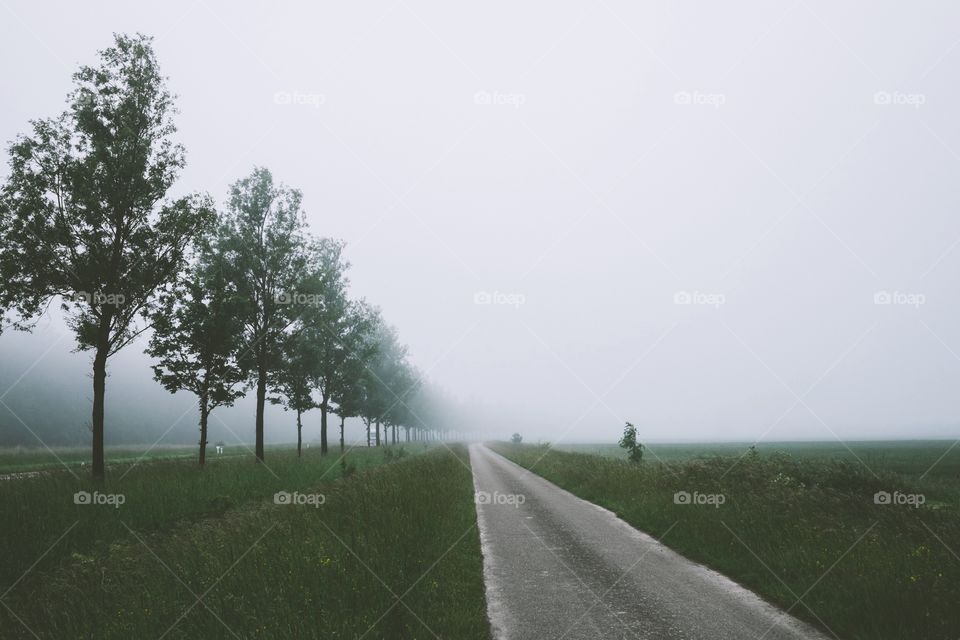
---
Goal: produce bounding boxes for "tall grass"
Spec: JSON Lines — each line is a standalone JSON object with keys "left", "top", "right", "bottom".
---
{"left": 494, "top": 442, "right": 960, "bottom": 640}
{"left": 0, "top": 445, "right": 429, "bottom": 590}
{"left": 1, "top": 445, "right": 487, "bottom": 639}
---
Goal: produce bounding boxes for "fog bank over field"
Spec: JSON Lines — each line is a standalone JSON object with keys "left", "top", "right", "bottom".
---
{"left": 3, "top": 1, "right": 960, "bottom": 447}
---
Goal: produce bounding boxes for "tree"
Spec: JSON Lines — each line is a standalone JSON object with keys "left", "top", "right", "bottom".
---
{"left": 384, "top": 363, "right": 419, "bottom": 444}
{"left": 146, "top": 237, "right": 246, "bottom": 465}
{"left": 511, "top": 433, "right": 523, "bottom": 444}
{"left": 618, "top": 421, "right": 644, "bottom": 463}
{"left": 329, "top": 301, "right": 379, "bottom": 452}
{"left": 213, "top": 167, "right": 312, "bottom": 464}
{"left": 359, "top": 318, "right": 409, "bottom": 446}
{"left": 0, "top": 34, "right": 213, "bottom": 478}
{"left": 292, "top": 239, "right": 351, "bottom": 455}
{"left": 269, "top": 329, "right": 319, "bottom": 459}
{"left": 295, "top": 242, "right": 380, "bottom": 455}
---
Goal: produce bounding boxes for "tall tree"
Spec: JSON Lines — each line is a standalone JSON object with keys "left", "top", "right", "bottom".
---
{"left": 213, "top": 167, "right": 311, "bottom": 464}
{"left": 385, "top": 363, "right": 420, "bottom": 443}
{"left": 329, "top": 301, "right": 379, "bottom": 452}
{"left": 295, "top": 239, "right": 355, "bottom": 455}
{"left": 146, "top": 236, "right": 246, "bottom": 465}
{"left": 270, "top": 329, "right": 319, "bottom": 458}
{"left": 359, "top": 317, "right": 409, "bottom": 446}
{"left": 0, "top": 34, "right": 213, "bottom": 478}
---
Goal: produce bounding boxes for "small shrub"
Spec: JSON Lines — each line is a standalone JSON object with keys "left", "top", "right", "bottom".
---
{"left": 618, "top": 422, "right": 644, "bottom": 463}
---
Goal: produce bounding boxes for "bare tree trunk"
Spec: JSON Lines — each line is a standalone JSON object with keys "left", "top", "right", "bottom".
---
{"left": 296, "top": 409, "right": 303, "bottom": 458}
{"left": 375, "top": 419, "right": 380, "bottom": 446}
{"left": 198, "top": 399, "right": 209, "bottom": 466}
{"left": 320, "top": 399, "right": 328, "bottom": 455}
{"left": 339, "top": 415, "right": 345, "bottom": 452}
{"left": 91, "top": 340, "right": 108, "bottom": 481}
{"left": 255, "top": 354, "right": 267, "bottom": 464}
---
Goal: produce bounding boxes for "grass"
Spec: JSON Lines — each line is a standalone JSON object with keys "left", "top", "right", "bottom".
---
{"left": 0, "top": 444, "right": 488, "bottom": 639}
{"left": 0, "top": 444, "right": 431, "bottom": 592}
{"left": 555, "top": 440, "right": 960, "bottom": 503}
{"left": 493, "top": 441, "right": 960, "bottom": 640}
{"left": 0, "top": 443, "right": 293, "bottom": 474}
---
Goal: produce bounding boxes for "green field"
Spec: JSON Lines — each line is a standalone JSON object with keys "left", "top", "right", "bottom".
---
{"left": 494, "top": 440, "right": 960, "bottom": 640}
{"left": 555, "top": 440, "right": 960, "bottom": 504}
{"left": 0, "top": 443, "right": 307, "bottom": 474}
{"left": 0, "top": 444, "right": 488, "bottom": 639}
{"left": 5, "top": 438, "right": 958, "bottom": 639}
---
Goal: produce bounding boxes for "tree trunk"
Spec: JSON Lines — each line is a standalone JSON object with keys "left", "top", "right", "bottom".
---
{"left": 375, "top": 419, "right": 380, "bottom": 446}
{"left": 91, "top": 340, "right": 109, "bottom": 481}
{"left": 392, "top": 424, "right": 397, "bottom": 444}
{"left": 365, "top": 419, "right": 370, "bottom": 447}
{"left": 339, "top": 415, "right": 345, "bottom": 452}
{"left": 320, "top": 399, "right": 328, "bottom": 455}
{"left": 296, "top": 409, "right": 303, "bottom": 458}
{"left": 198, "top": 400, "right": 209, "bottom": 466}
{"left": 255, "top": 354, "right": 267, "bottom": 463}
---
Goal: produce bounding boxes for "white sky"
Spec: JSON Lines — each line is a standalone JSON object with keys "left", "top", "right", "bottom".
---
{"left": 2, "top": 1, "right": 960, "bottom": 445}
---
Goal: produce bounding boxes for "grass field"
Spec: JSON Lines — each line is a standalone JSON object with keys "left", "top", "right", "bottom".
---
{"left": 556, "top": 440, "right": 960, "bottom": 504}
{"left": 0, "top": 443, "right": 488, "bottom": 639}
{"left": 0, "top": 443, "right": 299, "bottom": 474}
{"left": 493, "top": 440, "right": 960, "bottom": 640}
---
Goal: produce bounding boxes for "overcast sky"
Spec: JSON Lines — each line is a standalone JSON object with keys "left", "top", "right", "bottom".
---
{"left": 2, "top": 1, "right": 960, "bottom": 445}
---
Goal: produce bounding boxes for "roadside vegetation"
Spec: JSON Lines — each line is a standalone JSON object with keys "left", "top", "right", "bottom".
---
{"left": 493, "top": 441, "right": 960, "bottom": 640}
{"left": 0, "top": 33, "right": 485, "bottom": 640}
{"left": 0, "top": 445, "right": 487, "bottom": 639}
{"left": 0, "top": 445, "right": 431, "bottom": 591}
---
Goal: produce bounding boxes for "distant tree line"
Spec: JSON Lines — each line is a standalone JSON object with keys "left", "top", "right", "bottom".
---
{"left": 0, "top": 33, "right": 457, "bottom": 479}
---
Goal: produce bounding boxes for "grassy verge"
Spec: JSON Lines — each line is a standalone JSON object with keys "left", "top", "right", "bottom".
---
{"left": 492, "top": 442, "right": 960, "bottom": 640}
{"left": 0, "top": 444, "right": 432, "bottom": 590}
{"left": 1, "top": 444, "right": 487, "bottom": 639}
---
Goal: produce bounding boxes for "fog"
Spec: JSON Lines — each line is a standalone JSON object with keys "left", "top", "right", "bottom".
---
{"left": 2, "top": 1, "right": 959, "bottom": 448}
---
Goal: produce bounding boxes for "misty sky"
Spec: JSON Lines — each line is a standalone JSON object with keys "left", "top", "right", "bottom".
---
{"left": 2, "top": 1, "right": 960, "bottom": 446}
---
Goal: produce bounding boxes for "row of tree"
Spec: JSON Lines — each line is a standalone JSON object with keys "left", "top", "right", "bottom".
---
{"left": 146, "top": 166, "right": 427, "bottom": 466}
{"left": 0, "top": 33, "right": 445, "bottom": 479}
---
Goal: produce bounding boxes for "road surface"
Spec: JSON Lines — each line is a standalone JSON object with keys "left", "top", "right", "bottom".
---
{"left": 470, "top": 444, "right": 831, "bottom": 640}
